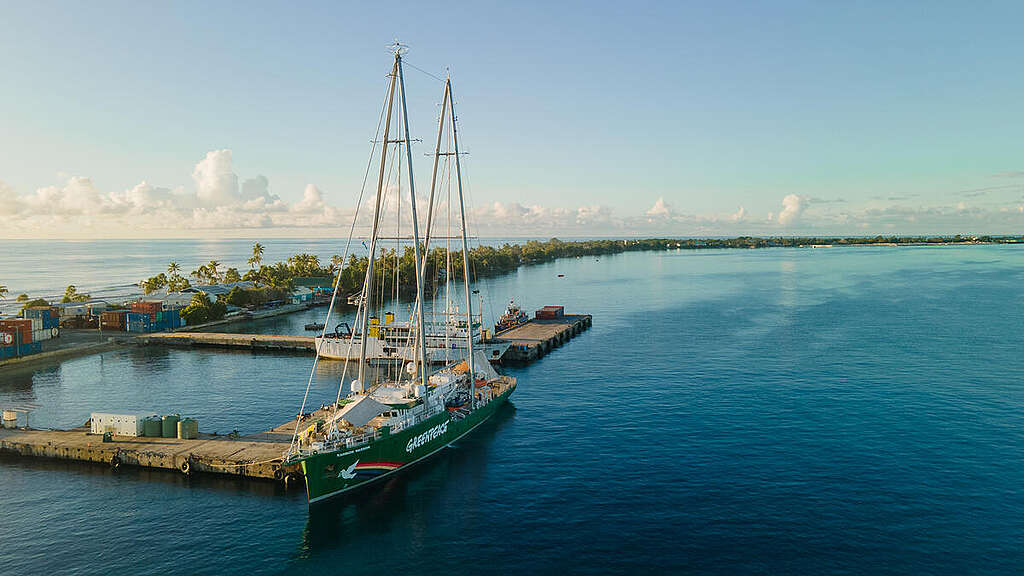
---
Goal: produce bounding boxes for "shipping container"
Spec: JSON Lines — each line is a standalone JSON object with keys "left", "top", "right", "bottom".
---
{"left": 17, "top": 342, "right": 42, "bottom": 356}
{"left": 100, "top": 310, "right": 127, "bottom": 331}
{"left": 163, "top": 308, "right": 182, "bottom": 329}
{"left": 90, "top": 413, "right": 145, "bottom": 437}
{"left": 60, "top": 304, "right": 88, "bottom": 317}
{"left": 130, "top": 301, "right": 163, "bottom": 315}
{"left": 32, "top": 328, "right": 51, "bottom": 342}
{"left": 535, "top": 305, "right": 565, "bottom": 320}
{"left": 0, "top": 319, "right": 32, "bottom": 344}
{"left": 23, "top": 306, "right": 60, "bottom": 323}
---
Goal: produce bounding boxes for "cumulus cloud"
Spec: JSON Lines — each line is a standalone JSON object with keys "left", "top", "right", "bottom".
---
{"left": 0, "top": 150, "right": 347, "bottom": 236}
{"left": 0, "top": 180, "right": 22, "bottom": 215}
{"left": 646, "top": 197, "right": 673, "bottom": 218}
{"left": 7, "top": 155, "right": 1024, "bottom": 238}
{"left": 777, "top": 194, "right": 808, "bottom": 226}
{"left": 193, "top": 149, "right": 240, "bottom": 206}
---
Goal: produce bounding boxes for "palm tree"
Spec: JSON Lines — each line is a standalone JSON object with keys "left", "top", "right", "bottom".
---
{"left": 208, "top": 260, "right": 221, "bottom": 284}
{"left": 251, "top": 242, "right": 264, "bottom": 269}
{"left": 168, "top": 261, "right": 180, "bottom": 275}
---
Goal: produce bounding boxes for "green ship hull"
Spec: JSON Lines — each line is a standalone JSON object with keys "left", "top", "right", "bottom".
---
{"left": 296, "top": 383, "right": 515, "bottom": 504}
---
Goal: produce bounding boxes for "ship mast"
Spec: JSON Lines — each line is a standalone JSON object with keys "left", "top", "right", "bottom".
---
{"left": 422, "top": 75, "right": 476, "bottom": 395}
{"left": 395, "top": 47, "right": 430, "bottom": 392}
{"left": 356, "top": 51, "right": 399, "bottom": 391}
{"left": 448, "top": 75, "right": 476, "bottom": 395}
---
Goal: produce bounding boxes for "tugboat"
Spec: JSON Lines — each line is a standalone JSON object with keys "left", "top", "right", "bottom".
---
{"left": 283, "top": 46, "right": 516, "bottom": 504}
{"left": 494, "top": 300, "right": 528, "bottom": 333}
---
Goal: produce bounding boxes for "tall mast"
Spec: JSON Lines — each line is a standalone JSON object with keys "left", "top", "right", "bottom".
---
{"left": 357, "top": 53, "right": 399, "bottom": 390}
{"left": 448, "top": 75, "right": 476, "bottom": 390}
{"left": 396, "top": 50, "right": 429, "bottom": 391}
{"left": 421, "top": 78, "right": 450, "bottom": 263}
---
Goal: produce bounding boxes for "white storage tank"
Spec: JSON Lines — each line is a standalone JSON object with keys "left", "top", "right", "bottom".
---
{"left": 2, "top": 410, "right": 18, "bottom": 428}
{"left": 90, "top": 412, "right": 145, "bottom": 437}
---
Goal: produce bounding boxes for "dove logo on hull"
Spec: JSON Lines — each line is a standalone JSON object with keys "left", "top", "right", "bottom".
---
{"left": 338, "top": 460, "right": 358, "bottom": 479}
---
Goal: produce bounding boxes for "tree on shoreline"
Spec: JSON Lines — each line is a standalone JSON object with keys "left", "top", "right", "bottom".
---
{"left": 62, "top": 285, "right": 90, "bottom": 303}
{"left": 249, "top": 243, "right": 264, "bottom": 270}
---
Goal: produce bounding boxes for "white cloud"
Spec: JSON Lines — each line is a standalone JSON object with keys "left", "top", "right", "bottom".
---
{"left": 293, "top": 184, "right": 326, "bottom": 213}
{"left": 646, "top": 197, "right": 673, "bottom": 218}
{"left": 778, "top": 194, "right": 808, "bottom": 226}
{"left": 0, "top": 180, "right": 21, "bottom": 215}
{"left": 7, "top": 155, "right": 1024, "bottom": 238}
{"left": 192, "top": 149, "right": 240, "bottom": 206}
{"left": 0, "top": 150, "right": 347, "bottom": 236}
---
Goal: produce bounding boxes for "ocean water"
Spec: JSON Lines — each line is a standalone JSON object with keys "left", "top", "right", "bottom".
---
{"left": 1, "top": 244, "right": 1023, "bottom": 574}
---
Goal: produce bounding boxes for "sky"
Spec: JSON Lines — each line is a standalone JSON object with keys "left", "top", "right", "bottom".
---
{"left": 3, "top": 0, "right": 1024, "bottom": 239}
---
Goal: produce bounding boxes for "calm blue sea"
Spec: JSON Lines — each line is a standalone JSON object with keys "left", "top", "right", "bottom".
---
{"left": 1, "top": 243, "right": 1022, "bottom": 574}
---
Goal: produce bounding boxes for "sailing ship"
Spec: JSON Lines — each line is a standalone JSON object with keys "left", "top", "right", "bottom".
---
{"left": 283, "top": 46, "right": 516, "bottom": 504}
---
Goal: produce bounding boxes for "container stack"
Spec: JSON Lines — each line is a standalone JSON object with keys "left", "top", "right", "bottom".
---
{"left": 0, "top": 318, "right": 42, "bottom": 359}
{"left": 28, "top": 316, "right": 53, "bottom": 343}
{"left": 23, "top": 306, "right": 60, "bottom": 330}
{"left": 535, "top": 305, "right": 565, "bottom": 320}
{"left": 125, "top": 301, "right": 181, "bottom": 332}
{"left": 125, "top": 312, "right": 153, "bottom": 333}
{"left": 100, "top": 310, "right": 127, "bottom": 331}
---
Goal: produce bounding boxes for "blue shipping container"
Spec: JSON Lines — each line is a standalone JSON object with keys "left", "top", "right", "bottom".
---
{"left": 16, "top": 342, "right": 42, "bottom": 356}
{"left": 0, "top": 345, "right": 15, "bottom": 359}
{"left": 126, "top": 313, "right": 151, "bottom": 324}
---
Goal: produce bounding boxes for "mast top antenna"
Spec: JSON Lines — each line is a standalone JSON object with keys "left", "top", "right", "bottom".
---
{"left": 389, "top": 40, "right": 409, "bottom": 56}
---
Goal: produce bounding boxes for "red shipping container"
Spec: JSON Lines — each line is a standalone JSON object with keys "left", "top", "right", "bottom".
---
{"left": 131, "top": 301, "right": 163, "bottom": 314}
{"left": 535, "top": 305, "right": 565, "bottom": 320}
{"left": 0, "top": 319, "right": 32, "bottom": 344}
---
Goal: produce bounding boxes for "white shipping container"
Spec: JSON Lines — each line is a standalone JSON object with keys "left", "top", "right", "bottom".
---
{"left": 61, "top": 304, "right": 87, "bottom": 317}
{"left": 32, "top": 328, "right": 51, "bottom": 341}
{"left": 30, "top": 318, "right": 43, "bottom": 330}
{"left": 90, "top": 413, "right": 146, "bottom": 436}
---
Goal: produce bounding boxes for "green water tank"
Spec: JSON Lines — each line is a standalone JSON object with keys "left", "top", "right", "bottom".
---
{"left": 162, "top": 414, "right": 180, "bottom": 438}
{"left": 177, "top": 418, "right": 198, "bottom": 440}
{"left": 143, "top": 416, "right": 162, "bottom": 438}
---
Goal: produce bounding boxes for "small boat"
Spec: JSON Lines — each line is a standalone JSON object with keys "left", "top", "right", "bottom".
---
{"left": 304, "top": 322, "right": 326, "bottom": 331}
{"left": 494, "top": 300, "right": 528, "bottom": 333}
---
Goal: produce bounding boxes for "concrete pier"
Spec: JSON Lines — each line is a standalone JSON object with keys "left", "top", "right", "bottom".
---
{"left": 138, "top": 332, "right": 316, "bottom": 352}
{"left": 138, "top": 315, "right": 592, "bottom": 364}
{"left": 486, "top": 314, "right": 592, "bottom": 362}
{"left": 0, "top": 425, "right": 302, "bottom": 483}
